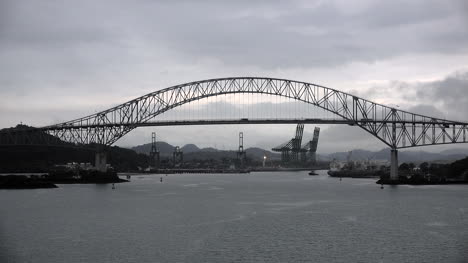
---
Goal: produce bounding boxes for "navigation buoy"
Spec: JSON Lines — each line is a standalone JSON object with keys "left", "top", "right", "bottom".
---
{"left": 112, "top": 183, "right": 115, "bottom": 189}
{"left": 160, "top": 177, "right": 163, "bottom": 183}
{"left": 339, "top": 177, "right": 342, "bottom": 181}
{"left": 380, "top": 183, "right": 384, "bottom": 189}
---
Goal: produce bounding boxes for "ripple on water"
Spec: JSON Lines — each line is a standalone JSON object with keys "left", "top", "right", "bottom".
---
{"left": 183, "top": 184, "right": 199, "bottom": 187}
{"left": 425, "top": 222, "right": 449, "bottom": 227}
{"left": 176, "top": 215, "right": 248, "bottom": 228}
{"left": 207, "top": 186, "right": 224, "bottom": 191}
{"left": 340, "top": 215, "right": 358, "bottom": 223}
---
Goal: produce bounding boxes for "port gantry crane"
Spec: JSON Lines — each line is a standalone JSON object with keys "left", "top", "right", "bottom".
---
{"left": 272, "top": 124, "right": 305, "bottom": 164}
{"left": 172, "top": 146, "right": 183, "bottom": 166}
{"left": 237, "top": 132, "right": 247, "bottom": 167}
{"left": 150, "top": 132, "right": 160, "bottom": 169}
{"left": 300, "top": 127, "right": 320, "bottom": 164}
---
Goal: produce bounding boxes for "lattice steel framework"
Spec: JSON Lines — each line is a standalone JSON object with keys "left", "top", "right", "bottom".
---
{"left": 237, "top": 132, "right": 246, "bottom": 164}
{"left": 150, "top": 132, "right": 160, "bottom": 168}
{"left": 272, "top": 124, "right": 305, "bottom": 162}
{"left": 302, "top": 127, "right": 321, "bottom": 163}
{"left": 302, "top": 127, "right": 321, "bottom": 153}
{"left": 1, "top": 77, "right": 468, "bottom": 149}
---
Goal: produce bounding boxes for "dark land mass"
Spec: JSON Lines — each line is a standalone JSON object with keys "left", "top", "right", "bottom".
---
{"left": 377, "top": 156, "right": 468, "bottom": 185}
{"left": 0, "top": 170, "right": 127, "bottom": 189}
{"left": 0, "top": 125, "right": 150, "bottom": 172}
{"left": 0, "top": 145, "right": 149, "bottom": 173}
{"left": 0, "top": 175, "right": 58, "bottom": 189}
{"left": 377, "top": 179, "right": 468, "bottom": 185}
{"left": 46, "top": 169, "right": 128, "bottom": 184}
{"left": 328, "top": 169, "right": 388, "bottom": 178}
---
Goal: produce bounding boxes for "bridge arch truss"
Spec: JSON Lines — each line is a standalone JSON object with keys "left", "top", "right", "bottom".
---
{"left": 2, "top": 77, "right": 468, "bottom": 149}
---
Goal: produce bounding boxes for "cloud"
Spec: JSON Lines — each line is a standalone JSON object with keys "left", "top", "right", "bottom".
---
{"left": 142, "top": 0, "right": 468, "bottom": 68}
{"left": 406, "top": 104, "right": 446, "bottom": 119}
{"left": 1, "top": 0, "right": 468, "bottom": 71}
{"left": 1, "top": 0, "right": 467, "bottom": 153}
{"left": 414, "top": 71, "right": 468, "bottom": 121}
{"left": 343, "top": 69, "right": 468, "bottom": 121}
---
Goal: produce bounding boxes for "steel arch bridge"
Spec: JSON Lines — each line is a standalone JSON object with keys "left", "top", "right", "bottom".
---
{"left": 1, "top": 77, "right": 468, "bottom": 150}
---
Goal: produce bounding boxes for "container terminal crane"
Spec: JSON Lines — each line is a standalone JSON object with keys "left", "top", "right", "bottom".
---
{"left": 272, "top": 124, "right": 320, "bottom": 166}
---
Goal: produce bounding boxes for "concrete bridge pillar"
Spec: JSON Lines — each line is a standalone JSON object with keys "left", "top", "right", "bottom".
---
{"left": 390, "top": 149, "right": 398, "bottom": 180}
{"left": 95, "top": 151, "right": 108, "bottom": 172}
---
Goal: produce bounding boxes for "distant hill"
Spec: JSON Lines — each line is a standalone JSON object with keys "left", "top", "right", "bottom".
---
{"left": 0, "top": 124, "right": 69, "bottom": 146}
{"left": 130, "top": 141, "right": 467, "bottom": 163}
{"left": 183, "top": 148, "right": 280, "bottom": 161}
{"left": 325, "top": 148, "right": 468, "bottom": 163}
{"left": 246, "top": 147, "right": 279, "bottom": 160}
{"left": 132, "top": 141, "right": 174, "bottom": 155}
{"left": 200, "top": 147, "right": 218, "bottom": 152}
{"left": 440, "top": 148, "right": 468, "bottom": 155}
{"left": 184, "top": 151, "right": 236, "bottom": 161}
{"left": 181, "top": 144, "right": 200, "bottom": 153}
{"left": 130, "top": 142, "right": 280, "bottom": 160}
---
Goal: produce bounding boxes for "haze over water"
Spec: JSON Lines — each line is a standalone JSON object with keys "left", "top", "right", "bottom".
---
{"left": 1, "top": 171, "right": 468, "bottom": 262}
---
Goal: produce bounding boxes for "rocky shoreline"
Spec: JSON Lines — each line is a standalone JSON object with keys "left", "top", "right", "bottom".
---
{"left": 0, "top": 175, "right": 58, "bottom": 189}
{"left": 0, "top": 171, "right": 128, "bottom": 189}
{"left": 376, "top": 178, "right": 468, "bottom": 185}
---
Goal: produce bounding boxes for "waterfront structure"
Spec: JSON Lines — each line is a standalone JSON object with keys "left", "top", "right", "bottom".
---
{"left": 150, "top": 132, "right": 160, "bottom": 169}
{"left": 2, "top": 77, "right": 468, "bottom": 180}
{"left": 301, "top": 127, "right": 320, "bottom": 164}
{"left": 173, "top": 146, "right": 183, "bottom": 166}
{"left": 272, "top": 124, "right": 305, "bottom": 164}
{"left": 236, "top": 132, "right": 246, "bottom": 167}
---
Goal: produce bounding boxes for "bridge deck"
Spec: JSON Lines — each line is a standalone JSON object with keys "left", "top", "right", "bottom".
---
{"left": 39, "top": 118, "right": 463, "bottom": 130}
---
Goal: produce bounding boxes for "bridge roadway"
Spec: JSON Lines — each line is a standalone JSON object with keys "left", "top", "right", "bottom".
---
{"left": 41, "top": 118, "right": 460, "bottom": 129}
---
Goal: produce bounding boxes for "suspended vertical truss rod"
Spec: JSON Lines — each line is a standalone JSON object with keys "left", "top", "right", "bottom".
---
{"left": 0, "top": 77, "right": 466, "bottom": 151}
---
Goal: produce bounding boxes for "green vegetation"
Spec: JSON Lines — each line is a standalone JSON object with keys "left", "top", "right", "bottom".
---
{"left": 398, "top": 157, "right": 468, "bottom": 179}
{"left": 379, "top": 157, "right": 468, "bottom": 184}
{"left": 0, "top": 145, "right": 149, "bottom": 173}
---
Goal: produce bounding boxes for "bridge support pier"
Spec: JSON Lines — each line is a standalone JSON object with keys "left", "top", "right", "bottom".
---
{"left": 95, "top": 151, "right": 108, "bottom": 172}
{"left": 390, "top": 149, "right": 398, "bottom": 180}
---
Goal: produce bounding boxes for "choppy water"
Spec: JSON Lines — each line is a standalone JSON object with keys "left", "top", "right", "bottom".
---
{"left": 1, "top": 170, "right": 468, "bottom": 262}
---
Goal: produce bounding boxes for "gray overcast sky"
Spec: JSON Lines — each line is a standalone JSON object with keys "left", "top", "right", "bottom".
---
{"left": 1, "top": 0, "right": 468, "bottom": 153}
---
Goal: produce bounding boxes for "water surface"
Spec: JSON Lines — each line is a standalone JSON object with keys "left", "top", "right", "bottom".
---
{"left": 1, "top": 171, "right": 467, "bottom": 262}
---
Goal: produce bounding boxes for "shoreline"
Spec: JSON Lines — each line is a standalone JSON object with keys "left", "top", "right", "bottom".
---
{"left": 0, "top": 173, "right": 128, "bottom": 189}
{"left": 376, "top": 178, "right": 468, "bottom": 185}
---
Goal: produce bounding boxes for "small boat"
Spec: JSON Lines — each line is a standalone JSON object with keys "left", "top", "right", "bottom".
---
{"left": 308, "top": 171, "right": 318, "bottom": 176}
